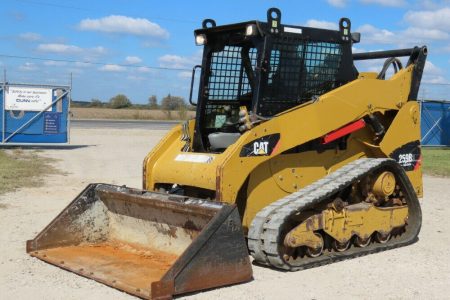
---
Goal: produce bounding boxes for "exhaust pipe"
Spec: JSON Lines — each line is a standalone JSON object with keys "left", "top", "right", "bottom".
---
{"left": 27, "top": 184, "right": 252, "bottom": 299}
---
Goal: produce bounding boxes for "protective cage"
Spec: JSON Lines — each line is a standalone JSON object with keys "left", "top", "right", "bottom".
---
{"left": 192, "top": 11, "right": 356, "bottom": 151}
{"left": 27, "top": 184, "right": 252, "bottom": 299}
{"left": 259, "top": 36, "right": 343, "bottom": 116}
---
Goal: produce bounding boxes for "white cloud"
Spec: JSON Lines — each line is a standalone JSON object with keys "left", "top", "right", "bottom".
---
{"left": 37, "top": 43, "right": 107, "bottom": 59}
{"left": 158, "top": 52, "right": 202, "bottom": 69}
{"left": 19, "top": 62, "right": 38, "bottom": 71}
{"left": 359, "top": 0, "right": 406, "bottom": 7}
{"left": 158, "top": 52, "right": 203, "bottom": 81}
{"left": 355, "top": 58, "right": 446, "bottom": 84}
{"left": 357, "top": 23, "right": 447, "bottom": 46}
{"left": 327, "top": 0, "right": 347, "bottom": 7}
{"left": 19, "top": 32, "right": 41, "bottom": 41}
{"left": 402, "top": 27, "right": 449, "bottom": 42}
{"left": 357, "top": 24, "right": 396, "bottom": 44}
{"left": 422, "top": 75, "right": 449, "bottom": 84}
{"left": 305, "top": 19, "right": 337, "bottom": 30}
{"left": 90, "top": 46, "right": 107, "bottom": 55}
{"left": 354, "top": 58, "right": 387, "bottom": 73}
{"left": 99, "top": 64, "right": 126, "bottom": 72}
{"left": 125, "top": 56, "right": 142, "bottom": 64}
{"left": 424, "top": 61, "right": 443, "bottom": 75}
{"left": 404, "top": 7, "right": 450, "bottom": 31}
{"left": 356, "top": 60, "right": 448, "bottom": 84}
{"left": 136, "top": 66, "right": 152, "bottom": 73}
{"left": 37, "top": 43, "right": 83, "bottom": 54}
{"left": 159, "top": 55, "right": 193, "bottom": 69}
{"left": 78, "top": 15, "right": 169, "bottom": 39}
{"left": 417, "top": 0, "right": 450, "bottom": 10}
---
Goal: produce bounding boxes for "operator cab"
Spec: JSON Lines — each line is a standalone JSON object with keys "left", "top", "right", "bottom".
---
{"left": 190, "top": 8, "right": 359, "bottom": 152}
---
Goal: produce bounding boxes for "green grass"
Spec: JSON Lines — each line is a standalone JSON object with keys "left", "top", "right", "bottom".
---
{"left": 422, "top": 148, "right": 450, "bottom": 177}
{"left": 0, "top": 149, "right": 60, "bottom": 196}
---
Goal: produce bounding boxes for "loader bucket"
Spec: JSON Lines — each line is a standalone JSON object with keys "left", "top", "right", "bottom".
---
{"left": 27, "top": 184, "right": 252, "bottom": 299}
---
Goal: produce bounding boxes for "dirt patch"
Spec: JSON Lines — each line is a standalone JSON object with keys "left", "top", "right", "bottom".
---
{"left": 0, "top": 203, "right": 9, "bottom": 209}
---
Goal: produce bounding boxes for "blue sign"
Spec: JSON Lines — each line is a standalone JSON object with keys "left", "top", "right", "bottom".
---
{"left": 43, "top": 112, "right": 60, "bottom": 134}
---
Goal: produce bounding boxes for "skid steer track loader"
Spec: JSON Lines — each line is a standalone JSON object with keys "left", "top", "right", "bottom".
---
{"left": 28, "top": 8, "right": 426, "bottom": 299}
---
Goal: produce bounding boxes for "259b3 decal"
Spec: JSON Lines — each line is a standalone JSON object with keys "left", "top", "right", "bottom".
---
{"left": 390, "top": 140, "right": 421, "bottom": 171}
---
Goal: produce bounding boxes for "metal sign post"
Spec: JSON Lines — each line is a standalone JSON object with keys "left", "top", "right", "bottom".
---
{"left": 1, "top": 70, "right": 5, "bottom": 143}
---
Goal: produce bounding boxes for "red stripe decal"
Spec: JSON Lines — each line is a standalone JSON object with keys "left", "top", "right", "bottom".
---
{"left": 322, "top": 119, "right": 366, "bottom": 144}
{"left": 414, "top": 155, "right": 422, "bottom": 171}
{"left": 271, "top": 140, "right": 281, "bottom": 156}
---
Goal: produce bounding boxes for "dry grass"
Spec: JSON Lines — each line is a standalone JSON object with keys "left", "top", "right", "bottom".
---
{"left": 71, "top": 107, "right": 196, "bottom": 120}
{"left": 0, "top": 149, "right": 60, "bottom": 195}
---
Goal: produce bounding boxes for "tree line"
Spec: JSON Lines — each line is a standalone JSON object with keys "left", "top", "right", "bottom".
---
{"left": 84, "top": 94, "right": 195, "bottom": 112}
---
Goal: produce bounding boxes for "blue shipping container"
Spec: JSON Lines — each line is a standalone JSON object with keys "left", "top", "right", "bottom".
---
{"left": 0, "top": 84, "right": 70, "bottom": 144}
{"left": 421, "top": 100, "right": 450, "bottom": 146}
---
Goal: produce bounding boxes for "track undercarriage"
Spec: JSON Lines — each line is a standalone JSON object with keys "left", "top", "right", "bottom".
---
{"left": 248, "top": 158, "right": 422, "bottom": 270}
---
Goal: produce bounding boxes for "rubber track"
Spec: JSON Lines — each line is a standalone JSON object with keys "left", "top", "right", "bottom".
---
{"left": 248, "top": 158, "right": 422, "bottom": 271}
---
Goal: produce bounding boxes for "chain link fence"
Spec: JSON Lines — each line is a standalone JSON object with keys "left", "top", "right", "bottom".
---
{"left": 419, "top": 83, "right": 450, "bottom": 147}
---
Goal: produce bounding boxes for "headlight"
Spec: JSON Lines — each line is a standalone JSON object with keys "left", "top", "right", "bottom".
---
{"left": 245, "top": 24, "right": 257, "bottom": 36}
{"left": 195, "top": 34, "right": 207, "bottom": 45}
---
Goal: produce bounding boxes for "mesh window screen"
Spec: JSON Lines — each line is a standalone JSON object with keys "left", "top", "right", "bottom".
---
{"left": 203, "top": 46, "right": 257, "bottom": 129}
{"left": 207, "top": 46, "right": 257, "bottom": 101}
{"left": 260, "top": 36, "right": 343, "bottom": 116}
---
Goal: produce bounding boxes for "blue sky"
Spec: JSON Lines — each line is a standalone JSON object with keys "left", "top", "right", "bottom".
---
{"left": 1, "top": 0, "right": 449, "bottom": 103}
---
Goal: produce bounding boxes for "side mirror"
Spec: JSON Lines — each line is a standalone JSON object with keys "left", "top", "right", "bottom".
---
{"left": 189, "top": 65, "right": 202, "bottom": 106}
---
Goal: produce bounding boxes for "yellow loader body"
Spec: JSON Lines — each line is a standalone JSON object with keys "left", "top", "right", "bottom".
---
{"left": 144, "top": 68, "right": 422, "bottom": 231}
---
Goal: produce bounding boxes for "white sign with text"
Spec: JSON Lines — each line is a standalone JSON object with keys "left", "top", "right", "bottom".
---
{"left": 5, "top": 86, "right": 53, "bottom": 111}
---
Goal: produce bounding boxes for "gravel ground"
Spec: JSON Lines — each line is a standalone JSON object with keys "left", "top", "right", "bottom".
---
{"left": 0, "top": 127, "right": 449, "bottom": 300}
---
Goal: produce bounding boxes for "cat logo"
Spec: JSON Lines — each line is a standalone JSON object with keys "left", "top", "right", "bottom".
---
{"left": 239, "top": 133, "right": 280, "bottom": 157}
{"left": 253, "top": 141, "right": 269, "bottom": 155}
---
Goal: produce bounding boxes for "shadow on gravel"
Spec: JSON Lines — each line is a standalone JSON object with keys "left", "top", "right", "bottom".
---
{"left": 0, "top": 145, "right": 91, "bottom": 150}
{"left": 173, "top": 277, "right": 255, "bottom": 299}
